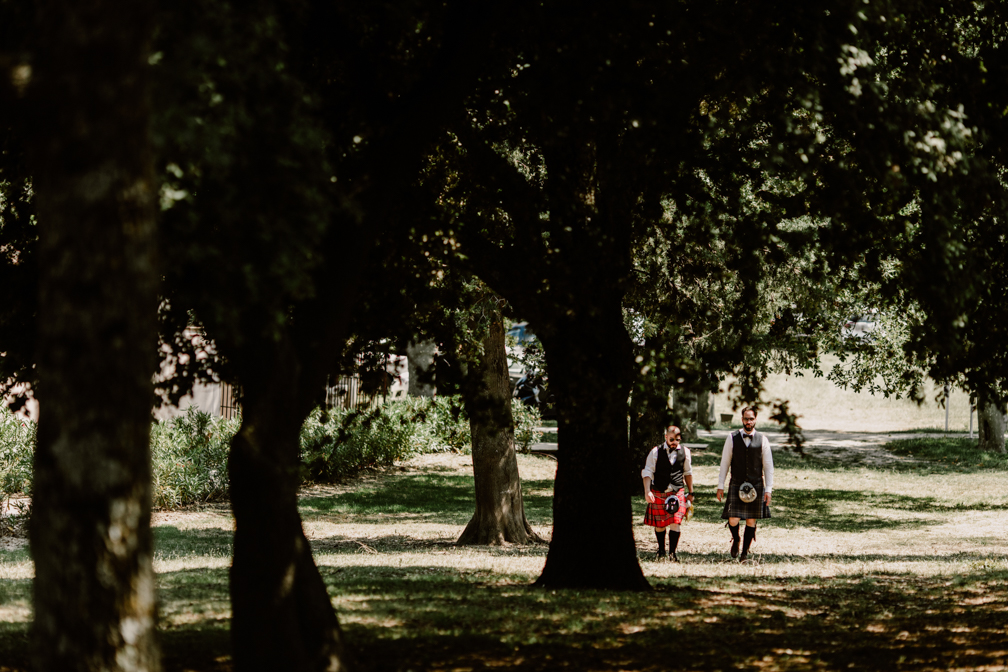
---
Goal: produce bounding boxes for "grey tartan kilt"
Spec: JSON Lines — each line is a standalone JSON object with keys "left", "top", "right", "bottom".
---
{"left": 721, "top": 481, "right": 772, "bottom": 520}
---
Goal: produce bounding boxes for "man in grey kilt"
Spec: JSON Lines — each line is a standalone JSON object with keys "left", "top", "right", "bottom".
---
{"left": 716, "top": 406, "right": 774, "bottom": 561}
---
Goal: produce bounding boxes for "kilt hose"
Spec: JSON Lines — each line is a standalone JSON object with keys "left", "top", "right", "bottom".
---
{"left": 644, "top": 488, "right": 686, "bottom": 527}
{"left": 721, "top": 481, "right": 771, "bottom": 520}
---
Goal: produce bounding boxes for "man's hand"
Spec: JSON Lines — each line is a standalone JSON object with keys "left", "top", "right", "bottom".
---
{"left": 716, "top": 488, "right": 724, "bottom": 502}
{"left": 764, "top": 492, "right": 772, "bottom": 505}
{"left": 645, "top": 490, "right": 656, "bottom": 504}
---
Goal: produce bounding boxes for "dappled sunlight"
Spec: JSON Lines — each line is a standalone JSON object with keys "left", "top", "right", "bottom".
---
{"left": 2, "top": 434, "right": 1007, "bottom": 670}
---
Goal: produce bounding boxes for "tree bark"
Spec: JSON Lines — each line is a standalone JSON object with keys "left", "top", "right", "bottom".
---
{"left": 28, "top": 1, "right": 161, "bottom": 669}
{"left": 228, "top": 343, "right": 349, "bottom": 672}
{"left": 534, "top": 310, "right": 650, "bottom": 591}
{"left": 458, "top": 309, "right": 541, "bottom": 545}
{"left": 406, "top": 340, "right": 437, "bottom": 397}
{"left": 977, "top": 389, "right": 1007, "bottom": 453}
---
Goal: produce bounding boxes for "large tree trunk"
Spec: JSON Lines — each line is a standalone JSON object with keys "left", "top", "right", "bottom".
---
{"left": 406, "top": 340, "right": 437, "bottom": 397}
{"left": 458, "top": 309, "right": 541, "bottom": 545}
{"left": 977, "top": 389, "right": 1007, "bottom": 453}
{"left": 228, "top": 344, "right": 349, "bottom": 672}
{"left": 28, "top": 1, "right": 161, "bottom": 669}
{"left": 534, "top": 310, "right": 649, "bottom": 590}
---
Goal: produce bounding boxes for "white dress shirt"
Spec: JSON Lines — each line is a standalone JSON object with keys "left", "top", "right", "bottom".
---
{"left": 718, "top": 431, "right": 774, "bottom": 494}
{"left": 642, "top": 444, "right": 693, "bottom": 492}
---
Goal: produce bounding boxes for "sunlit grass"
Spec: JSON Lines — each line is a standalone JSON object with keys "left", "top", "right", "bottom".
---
{"left": 2, "top": 447, "right": 1008, "bottom": 671}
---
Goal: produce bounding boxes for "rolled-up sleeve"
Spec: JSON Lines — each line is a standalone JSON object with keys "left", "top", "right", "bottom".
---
{"left": 682, "top": 447, "right": 692, "bottom": 477}
{"left": 717, "top": 435, "right": 733, "bottom": 490}
{"left": 641, "top": 447, "right": 658, "bottom": 480}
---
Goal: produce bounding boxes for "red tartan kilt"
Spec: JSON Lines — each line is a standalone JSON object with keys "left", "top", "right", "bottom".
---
{"left": 644, "top": 488, "right": 686, "bottom": 527}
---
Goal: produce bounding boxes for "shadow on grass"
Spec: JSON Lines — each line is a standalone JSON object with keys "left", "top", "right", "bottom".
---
{"left": 158, "top": 567, "right": 232, "bottom": 672}
{"left": 310, "top": 534, "right": 550, "bottom": 555}
{"left": 322, "top": 566, "right": 1008, "bottom": 672}
{"left": 299, "top": 473, "right": 555, "bottom": 527}
{"left": 685, "top": 487, "right": 1005, "bottom": 533}
{"left": 154, "top": 526, "right": 233, "bottom": 560}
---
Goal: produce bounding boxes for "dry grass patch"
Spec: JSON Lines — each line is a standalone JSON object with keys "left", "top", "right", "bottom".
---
{"left": 2, "top": 445, "right": 1008, "bottom": 671}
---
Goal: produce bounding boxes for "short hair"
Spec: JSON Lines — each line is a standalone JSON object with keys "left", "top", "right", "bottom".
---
{"left": 664, "top": 424, "right": 681, "bottom": 438}
{"left": 741, "top": 406, "right": 758, "bottom": 418}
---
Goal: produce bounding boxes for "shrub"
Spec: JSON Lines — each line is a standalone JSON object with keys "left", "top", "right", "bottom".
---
{"left": 511, "top": 401, "right": 543, "bottom": 453}
{"left": 300, "top": 405, "right": 415, "bottom": 483}
{"left": 150, "top": 406, "right": 237, "bottom": 509}
{"left": 393, "top": 395, "right": 542, "bottom": 454}
{"left": 0, "top": 408, "right": 35, "bottom": 502}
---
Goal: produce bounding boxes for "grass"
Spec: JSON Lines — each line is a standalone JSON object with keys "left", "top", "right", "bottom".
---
{"left": 713, "top": 353, "right": 976, "bottom": 432}
{"left": 887, "top": 436, "right": 1008, "bottom": 470}
{"left": 2, "top": 442, "right": 1008, "bottom": 671}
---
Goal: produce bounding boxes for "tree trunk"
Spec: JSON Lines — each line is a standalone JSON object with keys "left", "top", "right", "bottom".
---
{"left": 228, "top": 345, "right": 349, "bottom": 672}
{"left": 534, "top": 312, "right": 650, "bottom": 590}
{"left": 458, "top": 310, "right": 541, "bottom": 545}
{"left": 28, "top": 1, "right": 161, "bottom": 669}
{"left": 977, "top": 389, "right": 1007, "bottom": 453}
{"left": 697, "top": 390, "right": 715, "bottom": 430}
{"left": 406, "top": 340, "right": 437, "bottom": 397}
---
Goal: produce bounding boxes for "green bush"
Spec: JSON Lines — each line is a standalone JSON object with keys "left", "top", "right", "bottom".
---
{"left": 395, "top": 395, "right": 542, "bottom": 454}
{"left": 510, "top": 401, "right": 543, "bottom": 452}
{"left": 0, "top": 408, "right": 35, "bottom": 502}
{"left": 300, "top": 405, "right": 415, "bottom": 482}
{"left": 150, "top": 407, "right": 238, "bottom": 509}
{"left": 0, "top": 395, "right": 544, "bottom": 506}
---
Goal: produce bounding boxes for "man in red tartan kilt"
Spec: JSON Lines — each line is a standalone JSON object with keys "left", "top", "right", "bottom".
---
{"left": 642, "top": 425, "right": 694, "bottom": 562}
{"left": 717, "top": 406, "right": 774, "bottom": 562}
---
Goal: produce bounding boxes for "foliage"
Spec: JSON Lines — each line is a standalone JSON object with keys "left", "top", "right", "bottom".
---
{"left": 300, "top": 406, "right": 416, "bottom": 483}
{"left": 150, "top": 407, "right": 237, "bottom": 509}
{"left": 510, "top": 401, "right": 543, "bottom": 453}
{"left": 0, "top": 408, "right": 33, "bottom": 502}
{"left": 301, "top": 395, "right": 542, "bottom": 483}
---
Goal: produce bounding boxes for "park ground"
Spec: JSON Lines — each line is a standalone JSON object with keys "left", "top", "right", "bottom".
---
{"left": 1, "top": 360, "right": 1007, "bottom": 671}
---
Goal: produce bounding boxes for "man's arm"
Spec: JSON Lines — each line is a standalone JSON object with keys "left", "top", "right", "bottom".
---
{"left": 642, "top": 447, "right": 658, "bottom": 503}
{"left": 683, "top": 447, "right": 694, "bottom": 501}
{"left": 716, "top": 434, "right": 732, "bottom": 502}
{"left": 762, "top": 435, "right": 774, "bottom": 504}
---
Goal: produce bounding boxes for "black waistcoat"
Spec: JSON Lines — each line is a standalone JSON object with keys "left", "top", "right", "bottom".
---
{"left": 653, "top": 444, "right": 685, "bottom": 491}
{"left": 730, "top": 430, "right": 764, "bottom": 485}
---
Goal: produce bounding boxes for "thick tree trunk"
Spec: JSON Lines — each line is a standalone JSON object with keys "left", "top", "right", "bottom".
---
{"left": 977, "top": 390, "right": 1007, "bottom": 453}
{"left": 534, "top": 312, "right": 649, "bottom": 590}
{"left": 458, "top": 310, "right": 541, "bottom": 545}
{"left": 228, "top": 346, "right": 349, "bottom": 672}
{"left": 28, "top": 2, "right": 161, "bottom": 669}
{"left": 406, "top": 340, "right": 437, "bottom": 397}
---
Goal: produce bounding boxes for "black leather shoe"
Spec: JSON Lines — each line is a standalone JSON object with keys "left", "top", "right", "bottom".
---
{"left": 670, "top": 551, "right": 680, "bottom": 563}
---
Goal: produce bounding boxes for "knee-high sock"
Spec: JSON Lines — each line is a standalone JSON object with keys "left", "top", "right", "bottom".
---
{"left": 669, "top": 530, "right": 681, "bottom": 555}
{"left": 729, "top": 522, "right": 740, "bottom": 543}
{"left": 655, "top": 528, "right": 667, "bottom": 555}
{"left": 741, "top": 525, "right": 756, "bottom": 555}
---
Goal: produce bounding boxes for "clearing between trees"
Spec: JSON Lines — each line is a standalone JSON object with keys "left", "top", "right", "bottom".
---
{"left": 1, "top": 435, "right": 1007, "bottom": 671}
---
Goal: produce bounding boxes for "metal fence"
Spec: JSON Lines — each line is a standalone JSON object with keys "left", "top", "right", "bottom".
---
{"left": 220, "top": 382, "right": 241, "bottom": 420}
{"left": 213, "top": 352, "right": 402, "bottom": 418}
